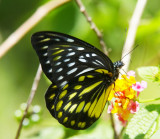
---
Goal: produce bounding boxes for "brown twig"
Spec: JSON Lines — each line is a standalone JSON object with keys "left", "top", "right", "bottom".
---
{"left": 121, "top": 0, "right": 148, "bottom": 72}
{"left": 15, "top": 65, "right": 42, "bottom": 139}
{"left": 0, "top": 0, "right": 71, "bottom": 59}
{"left": 75, "top": 0, "right": 108, "bottom": 56}
{"left": 110, "top": 113, "right": 119, "bottom": 139}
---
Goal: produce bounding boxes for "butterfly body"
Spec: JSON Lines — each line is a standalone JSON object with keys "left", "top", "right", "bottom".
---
{"left": 31, "top": 31, "right": 123, "bottom": 129}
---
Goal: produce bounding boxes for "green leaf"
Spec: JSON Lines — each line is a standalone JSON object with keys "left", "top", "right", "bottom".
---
{"left": 145, "top": 105, "right": 160, "bottom": 138}
{"left": 124, "top": 104, "right": 160, "bottom": 139}
{"left": 137, "top": 66, "right": 159, "bottom": 82}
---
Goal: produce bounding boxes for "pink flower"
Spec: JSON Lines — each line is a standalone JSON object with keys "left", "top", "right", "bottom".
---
{"left": 128, "top": 100, "right": 139, "bottom": 114}
{"left": 107, "top": 103, "right": 114, "bottom": 113}
{"left": 141, "top": 81, "right": 147, "bottom": 88}
{"left": 132, "top": 81, "right": 147, "bottom": 92}
{"left": 127, "top": 70, "right": 135, "bottom": 77}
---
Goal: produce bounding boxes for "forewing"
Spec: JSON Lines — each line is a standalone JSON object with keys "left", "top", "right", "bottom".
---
{"left": 31, "top": 31, "right": 114, "bottom": 89}
{"left": 45, "top": 70, "right": 113, "bottom": 129}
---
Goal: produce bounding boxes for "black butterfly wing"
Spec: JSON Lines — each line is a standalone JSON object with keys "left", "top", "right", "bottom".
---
{"left": 45, "top": 70, "right": 113, "bottom": 129}
{"left": 31, "top": 31, "right": 114, "bottom": 89}
{"left": 45, "top": 83, "right": 59, "bottom": 118}
{"left": 31, "top": 31, "right": 115, "bottom": 129}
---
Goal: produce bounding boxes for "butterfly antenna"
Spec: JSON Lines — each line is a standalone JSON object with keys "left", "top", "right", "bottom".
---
{"left": 122, "top": 69, "right": 128, "bottom": 75}
{"left": 121, "top": 44, "right": 139, "bottom": 61}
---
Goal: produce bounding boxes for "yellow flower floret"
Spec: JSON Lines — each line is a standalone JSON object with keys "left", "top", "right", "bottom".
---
{"left": 124, "top": 88, "right": 136, "bottom": 99}
{"left": 111, "top": 103, "right": 119, "bottom": 113}
{"left": 122, "top": 98, "right": 129, "bottom": 109}
{"left": 108, "top": 75, "right": 136, "bottom": 101}
{"left": 107, "top": 72, "right": 146, "bottom": 126}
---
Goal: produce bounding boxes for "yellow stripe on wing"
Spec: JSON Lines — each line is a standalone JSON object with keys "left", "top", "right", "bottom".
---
{"left": 88, "top": 85, "right": 113, "bottom": 118}
{"left": 79, "top": 81, "right": 103, "bottom": 96}
{"left": 52, "top": 49, "right": 64, "bottom": 55}
{"left": 95, "top": 69, "right": 112, "bottom": 77}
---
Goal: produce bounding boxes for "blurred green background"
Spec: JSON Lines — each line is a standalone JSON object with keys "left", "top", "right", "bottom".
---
{"left": 0, "top": 0, "right": 160, "bottom": 139}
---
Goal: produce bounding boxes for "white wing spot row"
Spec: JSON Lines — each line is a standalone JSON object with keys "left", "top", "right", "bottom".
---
{"left": 91, "top": 53, "right": 97, "bottom": 57}
{"left": 77, "top": 47, "right": 84, "bottom": 50}
{"left": 67, "top": 38, "right": 74, "bottom": 42}
{"left": 86, "top": 54, "right": 90, "bottom": 57}
{"left": 79, "top": 58, "right": 87, "bottom": 63}
{"left": 64, "top": 58, "right": 70, "bottom": 62}
{"left": 58, "top": 76, "right": 64, "bottom": 80}
{"left": 67, "top": 52, "right": 75, "bottom": 56}
{"left": 95, "top": 60, "right": 104, "bottom": 66}
{"left": 68, "top": 62, "right": 75, "bottom": 67}
{"left": 54, "top": 38, "right": 60, "bottom": 41}
{"left": 60, "top": 81, "right": 68, "bottom": 87}
{"left": 48, "top": 69, "right": 52, "bottom": 73}
{"left": 46, "top": 60, "right": 50, "bottom": 64}
{"left": 43, "top": 53, "right": 48, "bottom": 56}
{"left": 76, "top": 68, "right": 94, "bottom": 77}
{"left": 67, "top": 68, "right": 77, "bottom": 75}
{"left": 79, "top": 56, "right": 84, "bottom": 58}
{"left": 56, "top": 68, "right": 63, "bottom": 73}
{"left": 42, "top": 46, "right": 48, "bottom": 49}
{"left": 55, "top": 62, "right": 61, "bottom": 66}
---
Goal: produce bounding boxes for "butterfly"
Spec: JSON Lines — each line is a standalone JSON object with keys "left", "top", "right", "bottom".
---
{"left": 31, "top": 31, "right": 124, "bottom": 130}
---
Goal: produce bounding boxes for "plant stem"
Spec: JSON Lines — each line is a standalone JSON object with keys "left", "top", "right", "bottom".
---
{"left": 0, "top": 0, "right": 71, "bottom": 59}
{"left": 110, "top": 113, "right": 119, "bottom": 139}
{"left": 15, "top": 65, "right": 42, "bottom": 139}
{"left": 139, "top": 97, "right": 160, "bottom": 103}
{"left": 75, "top": 0, "right": 108, "bottom": 55}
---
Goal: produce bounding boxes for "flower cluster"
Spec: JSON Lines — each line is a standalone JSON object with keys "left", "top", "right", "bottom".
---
{"left": 108, "top": 71, "right": 147, "bottom": 126}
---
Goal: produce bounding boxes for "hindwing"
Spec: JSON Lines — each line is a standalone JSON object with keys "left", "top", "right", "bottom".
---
{"left": 45, "top": 70, "right": 113, "bottom": 129}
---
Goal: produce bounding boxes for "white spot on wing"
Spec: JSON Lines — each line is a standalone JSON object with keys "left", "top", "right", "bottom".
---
{"left": 41, "top": 46, "right": 48, "bottom": 49}
{"left": 49, "top": 69, "right": 52, "bottom": 73}
{"left": 60, "top": 81, "right": 67, "bottom": 87}
{"left": 67, "top": 38, "right": 74, "bottom": 42}
{"left": 55, "top": 38, "right": 60, "bottom": 41}
{"left": 67, "top": 68, "right": 77, "bottom": 75}
{"left": 55, "top": 62, "right": 61, "bottom": 66}
{"left": 56, "top": 68, "right": 63, "bottom": 73}
{"left": 46, "top": 60, "right": 50, "bottom": 64}
{"left": 67, "top": 52, "right": 75, "bottom": 56}
{"left": 68, "top": 48, "right": 72, "bottom": 51}
{"left": 86, "top": 54, "right": 90, "bottom": 57}
{"left": 77, "top": 47, "right": 84, "bottom": 50}
{"left": 79, "top": 58, "right": 87, "bottom": 63}
{"left": 95, "top": 60, "right": 104, "bottom": 66}
{"left": 68, "top": 62, "right": 75, "bottom": 67}
{"left": 79, "top": 56, "right": 84, "bottom": 58}
{"left": 92, "top": 53, "right": 97, "bottom": 57}
{"left": 76, "top": 68, "right": 94, "bottom": 77}
{"left": 43, "top": 53, "right": 47, "bottom": 56}
{"left": 58, "top": 76, "right": 63, "bottom": 80}
{"left": 64, "top": 58, "right": 70, "bottom": 62}
{"left": 92, "top": 61, "right": 99, "bottom": 66}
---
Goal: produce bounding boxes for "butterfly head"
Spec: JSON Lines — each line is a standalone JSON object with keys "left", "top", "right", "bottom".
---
{"left": 113, "top": 61, "right": 124, "bottom": 80}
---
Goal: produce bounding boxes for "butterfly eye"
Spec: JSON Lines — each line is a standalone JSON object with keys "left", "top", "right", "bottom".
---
{"left": 31, "top": 31, "right": 123, "bottom": 129}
